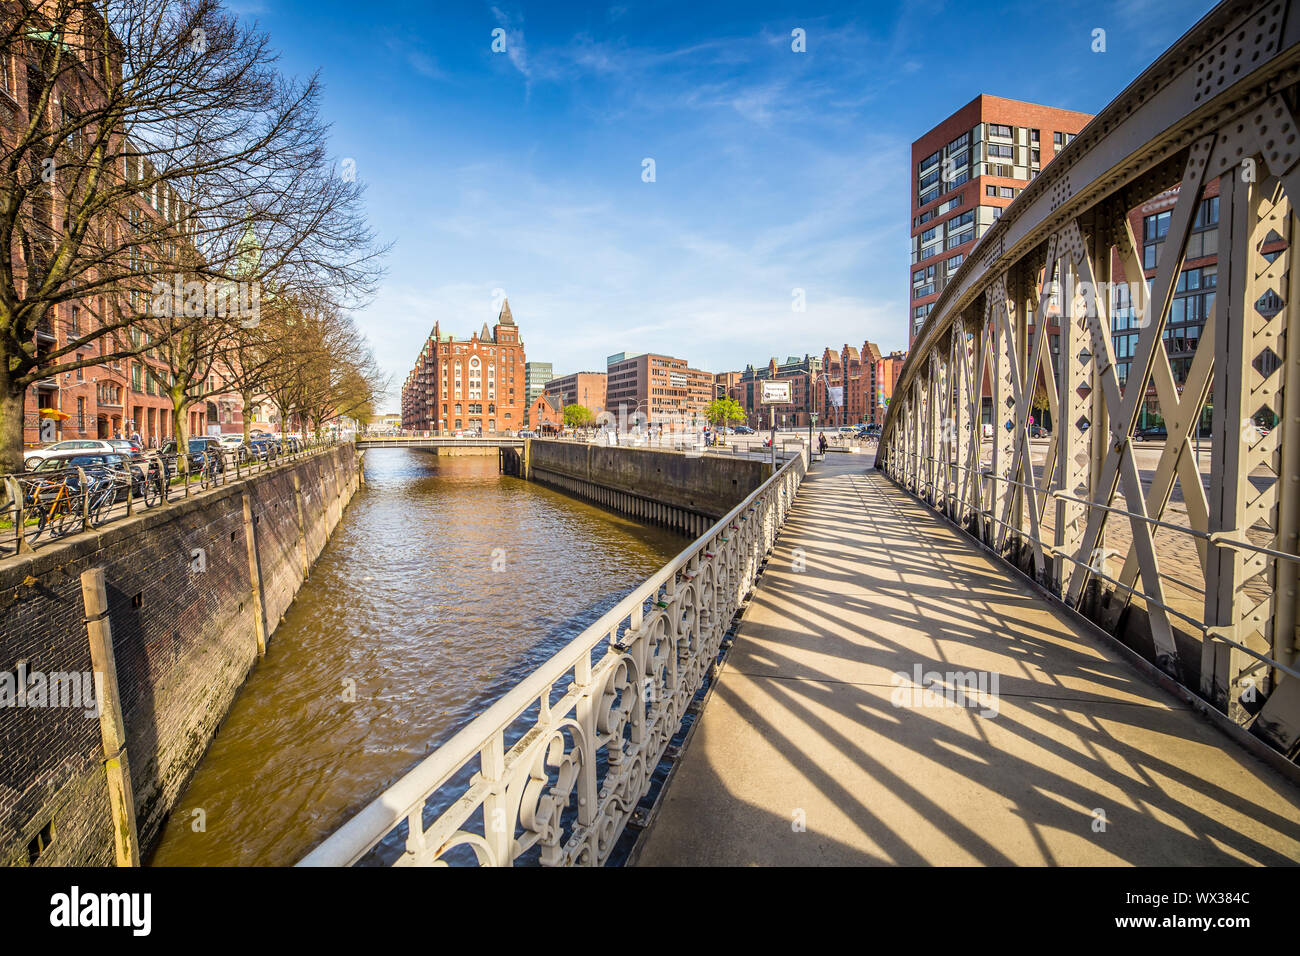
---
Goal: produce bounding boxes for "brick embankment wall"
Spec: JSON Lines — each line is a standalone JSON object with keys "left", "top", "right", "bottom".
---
{"left": 0, "top": 444, "right": 360, "bottom": 866}
{"left": 520, "top": 441, "right": 769, "bottom": 537}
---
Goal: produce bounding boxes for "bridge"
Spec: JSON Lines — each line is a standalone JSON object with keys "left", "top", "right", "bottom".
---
{"left": 299, "top": 0, "right": 1300, "bottom": 866}
{"left": 354, "top": 435, "right": 523, "bottom": 449}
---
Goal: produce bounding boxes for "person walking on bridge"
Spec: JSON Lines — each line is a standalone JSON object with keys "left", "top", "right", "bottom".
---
{"left": 817, "top": 432, "right": 828, "bottom": 457}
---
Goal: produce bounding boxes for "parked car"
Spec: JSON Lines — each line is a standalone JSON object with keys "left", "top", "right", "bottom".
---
{"left": 107, "top": 438, "right": 145, "bottom": 460}
{"left": 518, "top": 430, "right": 537, "bottom": 438}
{"left": 1029, "top": 425, "right": 1050, "bottom": 439}
{"left": 160, "top": 437, "right": 227, "bottom": 473}
{"left": 22, "top": 439, "right": 116, "bottom": 468}
{"left": 733, "top": 425, "right": 756, "bottom": 435}
{"left": 1132, "top": 425, "right": 1168, "bottom": 442}
{"left": 246, "top": 436, "right": 279, "bottom": 459}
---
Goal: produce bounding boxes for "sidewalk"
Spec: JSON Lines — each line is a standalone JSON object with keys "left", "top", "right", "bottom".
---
{"left": 634, "top": 458, "right": 1300, "bottom": 865}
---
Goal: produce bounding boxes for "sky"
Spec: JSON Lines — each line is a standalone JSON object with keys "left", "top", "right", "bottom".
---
{"left": 231, "top": 0, "right": 1218, "bottom": 410}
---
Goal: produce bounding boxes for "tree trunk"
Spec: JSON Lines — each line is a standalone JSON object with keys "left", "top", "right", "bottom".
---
{"left": 241, "top": 389, "right": 254, "bottom": 443}
{"left": 0, "top": 376, "right": 26, "bottom": 475}
{"left": 170, "top": 390, "right": 190, "bottom": 451}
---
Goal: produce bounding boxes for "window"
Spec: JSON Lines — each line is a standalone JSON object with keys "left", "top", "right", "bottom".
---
{"left": 1143, "top": 209, "right": 1172, "bottom": 269}
{"left": 948, "top": 131, "right": 970, "bottom": 152}
{"left": 988, "top": 143, "right": 1013, "bottom": 159}
{"left": 999, "top": 187, "right": 1015, "bottom": 199}
{"left": 989, "top": 124, "right": 1012, "bottom": 138}
{"left": 1030, "top": 129, "right": 1040, "bottom": 143}
{"left": 1054, "top": 131, "right": 1075, "bottom": 148}
{"left": 919, "top": 151, "right": 940, "bottom": 173}
{"left": 986, "top": 185, "right": 997, "bottom": 196}
{"left": 1193, "top": 196, "right": 1219, "bottom": 230}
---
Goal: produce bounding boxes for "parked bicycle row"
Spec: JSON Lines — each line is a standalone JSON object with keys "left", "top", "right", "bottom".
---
{"left": 1, "top": 436, "right": 335, "bottom": 554}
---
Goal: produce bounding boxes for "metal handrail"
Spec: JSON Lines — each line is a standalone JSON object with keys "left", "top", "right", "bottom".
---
{"left": 299, "top": 448, "right": 809, "bottom": 867}
{"left": 1, "top": 436, "right": 340, "bottom": 555}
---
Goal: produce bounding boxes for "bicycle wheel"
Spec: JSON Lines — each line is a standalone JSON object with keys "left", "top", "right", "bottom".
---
{"left": 142, "top": 470, "right": 161, "bottom": 508}
{"left": 24, "top": 507, "right": 48, "bottom": 543}
{"left": 49, "top": 502, "right": 82, "bottom": 538}
{"left": 88, "top": 488, "right": 115, "bottom": 528}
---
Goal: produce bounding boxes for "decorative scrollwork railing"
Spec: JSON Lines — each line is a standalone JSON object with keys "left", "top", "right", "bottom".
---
{"left": 879, "top": 0, "right": 1300, "bottom": 752}
{"left": 298, "top": 450, "right": 807, "bottom": 866}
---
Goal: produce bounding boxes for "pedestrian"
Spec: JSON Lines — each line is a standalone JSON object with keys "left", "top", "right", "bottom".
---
{"left": 818, "top": 432, "right": 828, "bottom": 456}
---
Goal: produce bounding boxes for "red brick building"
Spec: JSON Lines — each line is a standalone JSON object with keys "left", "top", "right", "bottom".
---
{"left": 9, "top": 26, "right": 244, "bottom": 450}
{"left": 543, "top": 371, "right": 606, "bottom": 415}
{"left": 528, "top": 392, "right": 563, "bottom": 433}
{"left": 910, "top": 95, "right": 1093, "bottom": 346}
{"left": 400, "top": 300, "right": 526, "bottom": 435}
{"left": 605, "top": 351, "right": 713, "bottom": 424}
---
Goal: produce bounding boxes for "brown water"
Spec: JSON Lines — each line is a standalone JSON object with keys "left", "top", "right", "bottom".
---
{"left": 148, "top": 449, "right": 684, "bottom": 866}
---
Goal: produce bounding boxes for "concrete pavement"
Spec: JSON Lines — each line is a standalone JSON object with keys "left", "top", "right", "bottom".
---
{"left": 633, "top": 457, "right": 1300, "bottom": 866}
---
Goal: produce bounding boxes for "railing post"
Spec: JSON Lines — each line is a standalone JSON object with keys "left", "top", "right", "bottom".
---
{"left": 479, "top": 731, "right": 511, "bottom": 866}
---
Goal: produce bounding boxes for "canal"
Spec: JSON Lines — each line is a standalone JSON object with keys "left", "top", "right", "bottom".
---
{"left": 148, "top": 448, "right": 685, "bottom": 866}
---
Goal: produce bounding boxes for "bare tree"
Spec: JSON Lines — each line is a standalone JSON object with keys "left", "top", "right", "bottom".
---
{"left": 258, "top": 296, "right": 384, "bottom": 438}
{"left": 0, "top": 0, "right": 384, "bottom": 471}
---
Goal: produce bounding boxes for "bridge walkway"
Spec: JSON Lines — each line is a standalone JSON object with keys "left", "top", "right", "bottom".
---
{"left": 634, "top": 457, "right": 1300, "bottom": 866}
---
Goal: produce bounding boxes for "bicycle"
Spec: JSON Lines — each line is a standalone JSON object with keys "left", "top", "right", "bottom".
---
{"left": 84, "top": 466, "right": 129, "bottom": 528}
{"left": 21, "top": 472, "right": 83, "bottom": 542}
{"left": 198, "top": 450, "right": 224, "bottom": 490}
{"left": 134, "top": 457, "right": 164, "bottom": 508}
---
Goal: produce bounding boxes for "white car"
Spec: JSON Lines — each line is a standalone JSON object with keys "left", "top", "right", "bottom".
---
{"left": 23, "top": 439, "right": 116, "bottom": 467}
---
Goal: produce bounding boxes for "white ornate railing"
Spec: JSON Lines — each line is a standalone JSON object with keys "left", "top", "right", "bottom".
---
{"left": 298, "top": 449, "right": 808, "bottom": 866}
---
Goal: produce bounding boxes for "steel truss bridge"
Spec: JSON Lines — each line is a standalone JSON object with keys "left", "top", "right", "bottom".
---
{"left": 879, "top": 0, "right": 1300, "bottom": 749}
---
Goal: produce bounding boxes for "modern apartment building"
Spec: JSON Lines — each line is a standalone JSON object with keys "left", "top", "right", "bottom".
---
{"left": 543, "top": 371, "right": 606, "bottom": 414}
{"left": 524, "top": 362, "right": 553, "bottom": 414}
{"left": 400, "top": 300, "right": 526, "bottom": 434}
{"left": 605, "top": 351, "right": 713, "bottom": 424}
{"left": 910, "top": 95, "right": 1093, "bottom": 345}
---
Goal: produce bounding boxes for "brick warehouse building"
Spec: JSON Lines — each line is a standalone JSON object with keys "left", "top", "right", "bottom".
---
{"left": 400, "top": 300, "right": 526, "bottom": 434}
{"left": 6, "top": 19, "right": 245, "bottom": 448}
{"left": 910, "top": 95, "right": 1093, "bottom": 346}
{"left": 728, "top": 344, "right": 903, "bottom": 429}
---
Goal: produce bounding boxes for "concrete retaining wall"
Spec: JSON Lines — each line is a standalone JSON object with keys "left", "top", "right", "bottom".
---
{"left": 520, "top": 441, "right": 769, "bottom": 536}
{"left": 0, "top": 444, "right": 360, "bottom": 866}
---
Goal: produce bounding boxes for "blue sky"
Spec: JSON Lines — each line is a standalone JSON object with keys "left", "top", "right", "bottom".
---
{"left": 233, "top": 0, "right": 1216, "bottom": 410}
